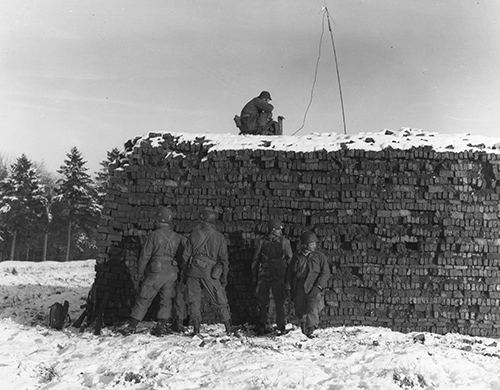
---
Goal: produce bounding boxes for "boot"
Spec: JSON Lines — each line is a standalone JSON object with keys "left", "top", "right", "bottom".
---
{"left": 255, "top": 323, "right": 272, "bottom": 336}
{"left": 304, "top": 326, "right": 316, "bottom": 339}
{"left": 118, "top": 318, "right": 139, "bottom": 335}
{"left": 223, "top": 320, "right": 232, "bottom": 335}
{"left": 171, "top": 318, "right": 186, "bottom": 333}
{"left": 255, "top": 323, "right": 266, "bottom": 336}
{"left": 275, "top": 326, "right": 288, "bottom": 336}
{"left": 151, "top": 320, "right": 171, "bottom": 336}
{"left": 299, "top": 320, "right": 306, "bottom": 335}
{"left": 192, "top": 319, "right": 201, "bottom": 335}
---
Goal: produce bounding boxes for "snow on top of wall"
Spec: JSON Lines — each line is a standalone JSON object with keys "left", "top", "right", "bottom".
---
{"left": 143, "top": 128, "right": 500, "bottom": 154}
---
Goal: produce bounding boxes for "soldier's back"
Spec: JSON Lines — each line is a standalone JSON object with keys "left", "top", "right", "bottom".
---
{"left": 150, "top": 226, "right": 182, "bottom": 258}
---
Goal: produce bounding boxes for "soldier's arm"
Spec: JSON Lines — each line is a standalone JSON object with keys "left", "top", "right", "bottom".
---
{"left": 285, "top": 255, "right": 297, "bottom": 291}
{"left": 255, "top": 99, "right": 274, "bottom": 113}
{"left": 316, "top": 253, "right": 332, "bottom": 291}
{"left": 219, "top": 235, "right": 229, "bottom": 284}
{"left": 137, "top": 233, "right": 155, "bottom": 277}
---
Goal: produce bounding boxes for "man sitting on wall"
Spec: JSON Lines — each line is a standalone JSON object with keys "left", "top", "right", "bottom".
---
{"left": 234, "top": 91, "right": 283, "bottom": 135}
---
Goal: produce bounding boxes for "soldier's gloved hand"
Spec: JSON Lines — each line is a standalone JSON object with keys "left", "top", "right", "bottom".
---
{"left": 221, "top": 277, "right": 227, "bottom": 288}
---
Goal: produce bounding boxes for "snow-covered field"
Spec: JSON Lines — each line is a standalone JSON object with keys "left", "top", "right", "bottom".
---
{"left": 1, "top": 260, "right": 500, "bottom": 389}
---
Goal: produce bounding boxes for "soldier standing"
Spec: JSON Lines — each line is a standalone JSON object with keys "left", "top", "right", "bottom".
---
{"left": 252, "top": 219, "right": 293, "bottom": 335}
{"left": 287, "top": 231, "right": 331, "bottom": 338}
{"left": 120, "top": 207, "right": 183, "bottom": 335}
{"left": 184, "top": 208, "right": 232, "bottom": 335}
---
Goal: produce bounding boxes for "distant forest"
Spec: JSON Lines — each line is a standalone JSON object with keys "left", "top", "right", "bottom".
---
{"left": 0, "top": 147, "right": 120, "bottom": 261}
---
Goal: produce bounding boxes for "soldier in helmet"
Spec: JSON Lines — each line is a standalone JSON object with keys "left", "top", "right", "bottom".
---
{"left": 252, "top": 219, "right": 293, "bottom": 335}
{"left": 120, "top": 206, "right": 184, "bottom": 335}
{"left": 238, "top": 91, "right": 280, "bottom": 135}
{"left": 287, "top": 231, "right": 331, "bottom": 338}
{"left": 183, "top": 207, "right": 232, "bottom": 335}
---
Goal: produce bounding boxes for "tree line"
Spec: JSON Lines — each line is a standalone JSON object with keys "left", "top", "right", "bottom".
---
{"left": 0, "top": 147, "right": 120, "bottom": 262}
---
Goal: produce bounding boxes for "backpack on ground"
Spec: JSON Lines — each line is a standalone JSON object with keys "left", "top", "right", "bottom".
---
{"left": 49, "top": 300, "right": 70, "bottom": 330}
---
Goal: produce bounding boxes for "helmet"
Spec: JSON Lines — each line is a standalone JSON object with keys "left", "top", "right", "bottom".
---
{"left": 200, "top": 207, "right": 218, "bottom": 223}
{"left": 300, "top": 231, "right": 318, "bottom": 245}
{"left": 268, "top": 219, "right": 283, "bottom": 231}
{"left": 158, "top": 207, "right": 174, "bottom": 223}
{"left": 258, "top": 91, "right": 272, "bottom": 100}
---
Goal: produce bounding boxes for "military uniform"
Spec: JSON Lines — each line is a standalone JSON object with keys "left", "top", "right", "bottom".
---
{"left": 130, "top": 224, "right": 183, "bottom": 323}
{"left": 288, "top": 248, "right": 331, "bottom": 337}
{"left": 172, "top": 276, "right": 189, "bottom": 331}
{"left": 239, "top": 91, "right": 279, "bottom": 135}
{"left": 252, "top": 227, "right": 293, "bottom": 333}
{"left": 184, "top": 220, "right": 231, "bottom": 333}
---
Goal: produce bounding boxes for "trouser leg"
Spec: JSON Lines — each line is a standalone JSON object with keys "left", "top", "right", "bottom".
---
{"left": 271, "top": 279, "right": 286, "bottom": 330}
{"left": 256, "top": 278, "right": 271, "bottom": 327}
{"left": 130, "top": 274, "right": 161, "bottom": 321}
{"left": 304, "top": 293, "right": 324, "bottom": 331}
{"left": 156, "top": 271, "right": 178, "bottom": 320}
{"left": 258, "top": 112, "right": 271, "bottom": 129}
{"left": 186, "top": 277, "right": 202, "bottom": 323}
{"left": 173, "top": 281, "right": 187, "bottom": 323}
{"left": 293, "top": 283, "right": 307, "bottom": 319}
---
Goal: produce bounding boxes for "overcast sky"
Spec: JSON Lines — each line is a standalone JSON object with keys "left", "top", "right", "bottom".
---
{"left": 1, "top": 0, "right": 500, "bottom": 174}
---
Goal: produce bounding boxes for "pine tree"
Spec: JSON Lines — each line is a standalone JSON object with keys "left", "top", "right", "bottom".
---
{"left": 56, "top": 147, "right": 102, "bottom": 261}
{"left": 0, "top": 154, "right": 46, "bottom": 260}
{"left": 0, "top": 154, "right": 9, "bottom": 182}
{"left": 0, "top": 154, "right": 8, "bottom": 252}
{"left": 95, "top": 147, "right": 121, "bottom": 202}
{"left": 33, "top": 162, "right": 57, "bottom": 261}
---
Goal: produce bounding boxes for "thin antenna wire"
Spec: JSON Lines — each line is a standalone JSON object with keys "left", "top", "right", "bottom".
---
{"left": 325, "top": 6, "right": 347, "bottom": 135}
{"left": 292, "top": 10, "right": 327, "bottom": 136}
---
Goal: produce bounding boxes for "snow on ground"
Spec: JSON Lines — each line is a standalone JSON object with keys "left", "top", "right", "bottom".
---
{"left": 0, "top": 260, "right": 95, "bottom": 326}
{"left": 1, "top": 260, "right": 500, "bottom": 390}
{"left": 144, "top": 128, "right": 500, "bottom": 155}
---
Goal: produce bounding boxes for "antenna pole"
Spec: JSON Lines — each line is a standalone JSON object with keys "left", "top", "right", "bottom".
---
{"left": 325, "top": 7, "right": 347, "bottom": 135}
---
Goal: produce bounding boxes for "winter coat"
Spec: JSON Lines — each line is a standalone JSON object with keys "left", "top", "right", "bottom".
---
{"left": 252, "top": 234, "right": 293, "bottom": 279}
{"left": 183, "top": 222, "right": 229, "bottom": 283}
{"left": 240, "top": 97, "right": 274, "bottom": 133}
{"left": 137, "top": 224, "right": 183, "bottom": 276}
{"left": 287, "top": 250, "right": 331, "bottom": 295}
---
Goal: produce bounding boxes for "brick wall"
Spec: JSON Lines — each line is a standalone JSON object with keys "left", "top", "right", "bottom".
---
{"left": 95, "top": 132, "right": 500, "bottom": 336}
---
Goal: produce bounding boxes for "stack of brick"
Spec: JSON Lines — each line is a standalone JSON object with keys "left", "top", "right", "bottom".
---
{"left": 95, "top": 131, "right": 500, "bottom": 336}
